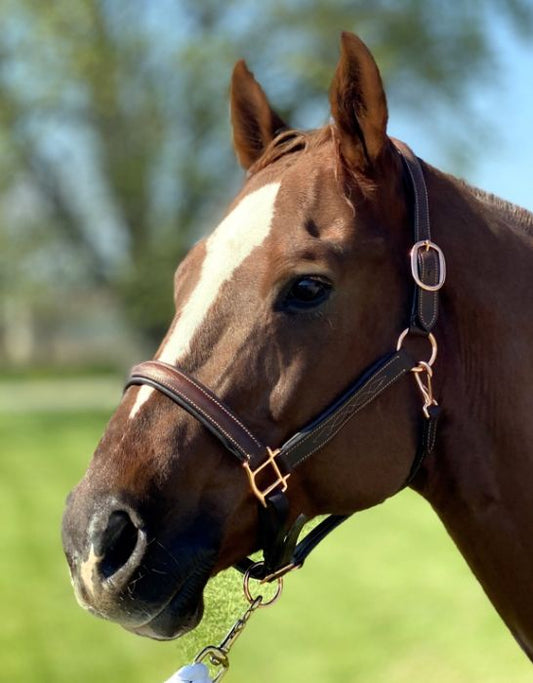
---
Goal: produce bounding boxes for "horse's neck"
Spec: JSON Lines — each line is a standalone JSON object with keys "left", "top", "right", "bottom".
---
{"left": 413, "top": 165, "right": 533, "bottom": 656}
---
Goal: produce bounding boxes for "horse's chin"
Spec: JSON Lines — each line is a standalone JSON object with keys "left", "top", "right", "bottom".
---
{"left": 128, "top": 591, "right": 205, "bottom": 640}
{"left": 119, "top": 568, "right": 211, "bottom": 640}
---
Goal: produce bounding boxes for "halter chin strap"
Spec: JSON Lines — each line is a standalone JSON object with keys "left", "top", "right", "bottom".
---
{"left": 125, "top": 140, "right": 445, "bottom": 583}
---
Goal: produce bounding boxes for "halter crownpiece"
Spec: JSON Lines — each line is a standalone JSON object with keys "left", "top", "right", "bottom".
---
{"left": 125, "top": 140, "right": 445, "bottom": 583}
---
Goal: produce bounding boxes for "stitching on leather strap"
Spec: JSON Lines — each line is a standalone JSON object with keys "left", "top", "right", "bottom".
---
{"left": 418, "top": 252, "right": 438, "bottom": 330}
{"left": 130, "top": 370, "right": 251, "bottom": 460}
{"left": 142, "top": 362, "right": 263, "bottom": 449}
{"left": 281, "top": 353, "right": 408, "bottom": 463}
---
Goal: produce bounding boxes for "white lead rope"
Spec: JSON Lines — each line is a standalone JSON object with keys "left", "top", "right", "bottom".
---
{"left": 164, "top": 662, "right": 213, "bottom": 682}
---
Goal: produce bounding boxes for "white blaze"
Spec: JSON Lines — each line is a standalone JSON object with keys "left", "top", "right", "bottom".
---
{"left": 128, "top": 182, "right": 281, "bottom": 419}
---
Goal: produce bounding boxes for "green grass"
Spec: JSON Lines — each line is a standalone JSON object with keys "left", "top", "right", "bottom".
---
{"left": 1, "top": 410, "right": 530, "bottom": 682}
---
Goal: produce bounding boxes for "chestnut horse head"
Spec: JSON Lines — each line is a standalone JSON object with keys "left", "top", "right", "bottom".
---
{"left": 62, "top": 32, "right": 434, "bottom": 640}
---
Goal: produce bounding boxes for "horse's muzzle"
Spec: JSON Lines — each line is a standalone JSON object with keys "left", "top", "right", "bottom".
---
{"left": 62, "top": 494, "right": 145, "bottom": 602}
{"left": 61, "top": 491, "right": 215, "bottom": 639}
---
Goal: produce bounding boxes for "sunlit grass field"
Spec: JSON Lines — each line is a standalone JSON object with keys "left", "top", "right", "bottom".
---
{"left": 1, "top": 409, "right": 531, "bottom": 682}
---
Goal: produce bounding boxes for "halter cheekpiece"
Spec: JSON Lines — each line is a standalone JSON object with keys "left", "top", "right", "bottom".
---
{"left": 125, "top": 140, "right": 445, "bottom": 583}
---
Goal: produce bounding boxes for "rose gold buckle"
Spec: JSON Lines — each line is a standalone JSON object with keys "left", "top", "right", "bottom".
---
{"left": 243, "top": 448, "right": 290, "bottom": 508}
{"left": 410, "top": 240, "right": 446, "bottom": 292}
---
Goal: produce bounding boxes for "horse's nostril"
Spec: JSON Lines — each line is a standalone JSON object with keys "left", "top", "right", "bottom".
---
{"left": 95, "top": 510, "right": 140, "bottom": 580}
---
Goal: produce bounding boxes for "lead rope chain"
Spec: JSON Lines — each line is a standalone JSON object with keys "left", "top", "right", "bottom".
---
{"left": 164, "top": 563, "right": 283, "bottom": 682}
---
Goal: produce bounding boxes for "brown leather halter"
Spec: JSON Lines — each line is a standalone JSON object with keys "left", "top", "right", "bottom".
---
{"left": 125, "top": 140, "right": 446, "bottom": 582}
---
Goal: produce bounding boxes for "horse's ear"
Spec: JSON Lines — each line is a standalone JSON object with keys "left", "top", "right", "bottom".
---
{"left": 329, "top": 32, "right": 388, "bottom": 173}
{"left": 230, "top": 60, "right": 287, "bottom": 170}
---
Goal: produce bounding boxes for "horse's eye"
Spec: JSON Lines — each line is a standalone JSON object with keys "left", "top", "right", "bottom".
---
{"left": 282, "top": 276, "right": 332, "bottom": 311}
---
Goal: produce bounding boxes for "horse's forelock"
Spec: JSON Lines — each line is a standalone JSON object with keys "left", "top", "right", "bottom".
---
{"left": 248, "top": 126, "right": 334, "bottom": 174}
{"left": 249, "top": 124, "right": 378, "bottom": 208}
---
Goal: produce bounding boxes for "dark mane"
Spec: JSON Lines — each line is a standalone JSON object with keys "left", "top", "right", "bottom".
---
{"left": 463, "top": 181, "right": 533, "bottom": 237}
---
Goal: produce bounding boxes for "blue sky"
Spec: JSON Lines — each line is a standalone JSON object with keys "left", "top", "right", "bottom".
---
{"left": 390, "top": 20, "right": 533, "bottom": 211}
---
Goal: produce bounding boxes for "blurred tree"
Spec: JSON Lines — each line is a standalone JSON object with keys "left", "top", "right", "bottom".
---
{"left": 0, "top": 0, "right": 531, "bottom": 349}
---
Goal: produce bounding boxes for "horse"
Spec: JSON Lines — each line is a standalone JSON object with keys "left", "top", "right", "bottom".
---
{"left": 62, "top": 31, "right": 533, "bottom": 662}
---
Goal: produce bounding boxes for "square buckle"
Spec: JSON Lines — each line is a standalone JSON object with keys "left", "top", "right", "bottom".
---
{"left": 243, "top": 447, "right": 290, "bottom": 507}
